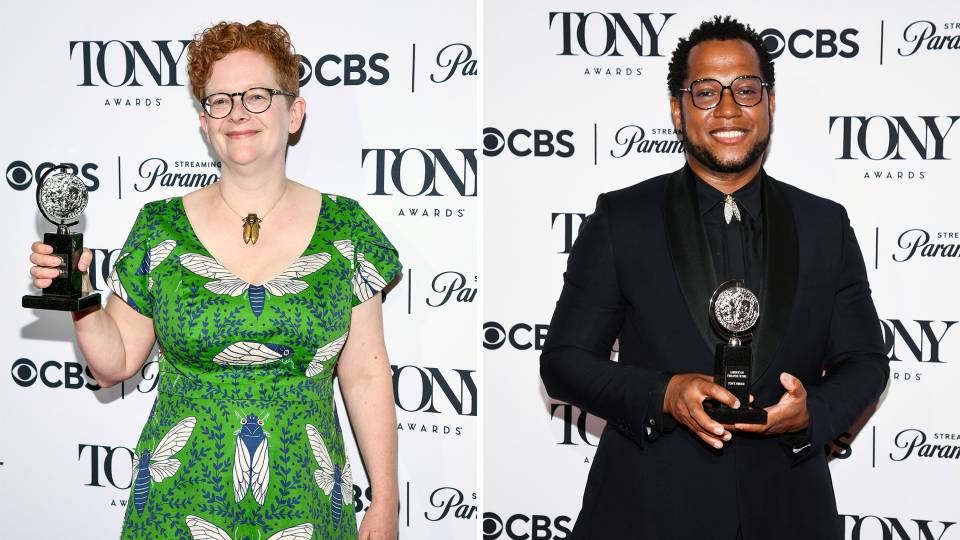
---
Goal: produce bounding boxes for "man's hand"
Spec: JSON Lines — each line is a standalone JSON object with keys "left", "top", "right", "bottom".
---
{"left": 732, "top": 372, "right": 810, "bottom": 434}
{"left": 663, "top": 373, "right": 739, "bottom": 449}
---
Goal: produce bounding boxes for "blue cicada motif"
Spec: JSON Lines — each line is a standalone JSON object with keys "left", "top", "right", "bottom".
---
{"left": 306, "top": 423, "right": 352, "bottom": 527}
{"left": 185, "top": 515, "right": 313, "bottom": 539}
{"left": 136, "top": 240, "right": 177, "bottom": 291}
{"left": 179, "top": 252, "right": 330, "bottom": 318}
{"left": 213, "top": 342, "right": 293, "bottom": 366}
{"left": 234, "top": 412, "right": 270, "bottom": 506}
{"left": 108, "top": 240, "right": 177, "bottom": 307}
{"left": 131, "top": 416, "right": 196, "bottom": 515}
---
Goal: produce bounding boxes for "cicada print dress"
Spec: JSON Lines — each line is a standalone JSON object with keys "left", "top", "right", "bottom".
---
{"left": 111, "top": 195, "right": 401, "bottom": 540}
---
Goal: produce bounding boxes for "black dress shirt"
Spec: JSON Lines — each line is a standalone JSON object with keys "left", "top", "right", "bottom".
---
{"left": 696, "top": 172, "right": 764, "bottom": 292}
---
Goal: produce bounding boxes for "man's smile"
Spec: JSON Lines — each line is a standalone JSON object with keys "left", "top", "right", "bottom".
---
{"left": 709, "top": 127, "right": 749, "bottom": 144}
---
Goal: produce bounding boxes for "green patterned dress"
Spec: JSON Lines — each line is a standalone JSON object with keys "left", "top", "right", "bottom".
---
{"left": 109, "top": 194, "right": 400, "bottom": 540}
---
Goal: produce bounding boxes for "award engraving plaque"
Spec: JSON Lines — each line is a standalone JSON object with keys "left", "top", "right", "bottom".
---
{"left": 22, "top": 167, "right": 101, "bottom": 312}
{"left": 704, "top": 279, "right": 767, "bottom": 424}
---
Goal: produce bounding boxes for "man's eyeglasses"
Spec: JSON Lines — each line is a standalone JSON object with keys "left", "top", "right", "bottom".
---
{"left": 201, "top": 87, "right": 295, "bottom": 119}
{"left": 679, "top": 76, "right": 770, "bottom": 110}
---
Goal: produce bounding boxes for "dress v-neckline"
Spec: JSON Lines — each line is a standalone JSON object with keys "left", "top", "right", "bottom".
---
{"left": 176, "top": 195, "right": 327, "bottom": 286}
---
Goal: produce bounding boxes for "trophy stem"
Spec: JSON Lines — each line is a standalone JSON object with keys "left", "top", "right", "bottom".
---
{"left": 57, "top": 224, "right": 70, "bottom": 235}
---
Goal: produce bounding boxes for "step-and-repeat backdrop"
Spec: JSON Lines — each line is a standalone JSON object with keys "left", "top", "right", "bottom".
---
{"left": 2, "top": 2, "right": 477, "bottom": 538}
{"left": 485, "top": 2, "right": 958, "bottom": 540}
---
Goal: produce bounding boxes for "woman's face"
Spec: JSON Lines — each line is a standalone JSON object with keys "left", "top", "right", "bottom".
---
{"left": 199, "top": 49, "right": 305, "bottom": 172}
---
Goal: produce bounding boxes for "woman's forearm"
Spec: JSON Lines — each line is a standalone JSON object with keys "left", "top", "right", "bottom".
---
{"left": 340, "top": 367, "right": 399, "bottom": 505}
{"left": 72, "top": 306, "right": 131, "bottom": 386}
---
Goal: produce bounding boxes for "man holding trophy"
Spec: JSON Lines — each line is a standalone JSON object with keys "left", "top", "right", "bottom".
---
{"left": 540, "top": 16, "right": 889, "bottom": 540}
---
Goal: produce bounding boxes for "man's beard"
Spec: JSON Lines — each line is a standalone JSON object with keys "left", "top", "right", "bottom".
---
{"left": 678, "top": 106, "right": 772, "bottom": 173}
{"left": 682, "top": 134, "right": 770, "bottom": 174}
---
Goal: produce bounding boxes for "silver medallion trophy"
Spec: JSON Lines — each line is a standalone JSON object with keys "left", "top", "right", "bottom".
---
{"left": 704, "top": 279, "right": 767, "bottom": 424}
{"left": 22, "top": 166, "right": 101, "bottom": 311}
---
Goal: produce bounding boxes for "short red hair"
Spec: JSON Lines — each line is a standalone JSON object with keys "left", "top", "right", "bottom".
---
{"left": 187, "top": 20, "right": 300, "bottom": 102}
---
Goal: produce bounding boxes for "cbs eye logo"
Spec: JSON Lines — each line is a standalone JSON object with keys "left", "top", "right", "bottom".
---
{"left": 6, "top": 161, "right": 100, "bottom": 191}
{"left": 483, "top": 322, "right": 549, "bottom": 351}
{"left": 10, "top": 358, "right": 100, "bottom": 390}
{"left": 483, "top": 128, "right": 574, "bottom": 158}
{"left": 759, "top": 28, "right": 859, "bottom": 59}
{"left": 483, "top": 512, "right": 573, "bottom": 540}
{"left": 298, "top": 53, "right": 389, "bottom": 87}
{"left": 11, "top": 358, "right": 38, "bottom": 387}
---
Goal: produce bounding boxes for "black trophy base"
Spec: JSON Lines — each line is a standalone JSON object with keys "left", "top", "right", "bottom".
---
{"left": 704, "top": 401, "right": 768, "bottom": 424}
{"left": 23, "top": 292, "right": 101, "bottom": 312}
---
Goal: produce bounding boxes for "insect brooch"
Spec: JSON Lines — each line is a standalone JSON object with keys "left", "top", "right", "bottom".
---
{"left": 242, "top": 213, "right": 262, "bottom": 245}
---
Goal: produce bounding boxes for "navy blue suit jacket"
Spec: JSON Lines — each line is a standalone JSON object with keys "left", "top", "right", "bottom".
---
{"left": 540, "top": 166, "right": 889, "bottom": 540}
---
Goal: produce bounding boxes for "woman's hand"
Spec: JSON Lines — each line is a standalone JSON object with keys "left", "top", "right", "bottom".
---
{"left": 29, "top": 242, "right": 92, "bottom": 289}
{"left": 358, "top": 500, "right": 399, "bottom": 540}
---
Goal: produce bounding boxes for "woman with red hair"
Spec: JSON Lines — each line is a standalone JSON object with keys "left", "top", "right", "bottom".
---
{"left": 29, "top": 21, "right": 400, "bottom": 540}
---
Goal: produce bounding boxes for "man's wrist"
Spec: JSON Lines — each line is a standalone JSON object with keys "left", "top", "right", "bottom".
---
{"left": 645, "top": 372, "right": 676, "bottom": 436}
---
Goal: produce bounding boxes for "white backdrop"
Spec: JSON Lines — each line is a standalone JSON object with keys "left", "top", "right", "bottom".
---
{"left": 2, "top": 2, "right": 477, "bottom": 538}
{"left": 483, "top": 1, "right": 960, "bottom": 540}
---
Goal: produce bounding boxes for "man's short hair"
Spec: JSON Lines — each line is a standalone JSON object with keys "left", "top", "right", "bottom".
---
{"left": 667, "top": 15, "right": 775, "bottom": 98}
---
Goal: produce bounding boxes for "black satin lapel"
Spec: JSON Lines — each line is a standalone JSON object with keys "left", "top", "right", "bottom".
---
{"left": 752, "top": 174, "right": 799, "bottom": 384}
{"left": 663, "top": 167, "right": 718, "bottom": 355}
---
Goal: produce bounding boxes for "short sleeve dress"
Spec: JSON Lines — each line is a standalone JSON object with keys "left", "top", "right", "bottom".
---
{"left": 109, "top": 194, "right": 401, "bottom": 540}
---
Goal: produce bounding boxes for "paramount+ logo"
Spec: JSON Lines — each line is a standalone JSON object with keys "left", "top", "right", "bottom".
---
{"left": 484, "top": 511, "right": 572, "bottom": 540}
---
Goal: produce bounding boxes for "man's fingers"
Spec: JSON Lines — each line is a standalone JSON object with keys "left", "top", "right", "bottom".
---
{"left": 31, "top": 242, "right": 53, "bottom": 255}
{"left": 688, "top": 401, "right": 728, "bottom": 448}
{"left": 735, "top": 403, "right": 781, "bottom": 433}
{"left": 704, "top": 382, "right": 740, "bottom": 409}
{"left": 674, "top": 400, "right": 723, "bottom": 449}
{"left": 781, "top": 372, "right": 807, "bottom": 397}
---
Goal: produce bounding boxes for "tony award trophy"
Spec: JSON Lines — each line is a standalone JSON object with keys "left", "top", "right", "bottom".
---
{"left": 22, "top": 167, "right": 101, "bottom": 312}
{"left": 704, "top": 279, "right": 767, "bottom": 424}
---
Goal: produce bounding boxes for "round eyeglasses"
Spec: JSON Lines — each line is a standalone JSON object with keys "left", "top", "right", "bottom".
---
{"left": 201, "top": 87, "right": 295, "bottom": 119}
{"left": 680, "top": 76, "right": 770, "bottom": 110}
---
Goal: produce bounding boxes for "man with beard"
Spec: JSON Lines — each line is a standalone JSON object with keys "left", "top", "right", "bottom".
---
{"left": 540, "top": 16, "right": 888, "bottom": 540}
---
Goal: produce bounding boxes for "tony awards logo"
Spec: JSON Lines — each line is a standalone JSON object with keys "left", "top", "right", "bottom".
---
{"left": 704, "top": 279, "right": 766, "bottom": 424}
{"left": 22, "top": 167, "right": 100, "bottom": 311}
